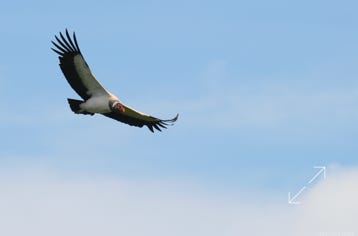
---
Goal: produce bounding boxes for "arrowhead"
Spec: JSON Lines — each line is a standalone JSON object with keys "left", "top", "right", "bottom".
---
{"left": 288, "top": 192, "right": 300, "bottom": 205}
{"left": 308, "top": 166, "right": 327, "bottom": 184}
{"left": 288, "top": 186, "right": 306, "bottom": 205}
{"left": 314, "top": 166, "right": 326, "bottom": 179}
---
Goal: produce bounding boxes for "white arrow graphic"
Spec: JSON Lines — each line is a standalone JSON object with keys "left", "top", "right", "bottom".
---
{"left": 288, "top": 186, "right": 306, "bottom": 205}
{"left": 308, "top": 166, "right": 326, "bottom": 184}
{"left": 288, "top": 165, "right": 326, "bottom": 205}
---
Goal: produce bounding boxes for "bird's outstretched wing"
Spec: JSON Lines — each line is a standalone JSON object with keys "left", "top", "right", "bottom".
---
{"left": 103, "top": 105, "right": 179, "bottom": 132}
{"left": 51, "top": 29, "right": 110, "bottom": 100}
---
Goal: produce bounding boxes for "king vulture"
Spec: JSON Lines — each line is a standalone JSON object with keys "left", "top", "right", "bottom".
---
{"left": 51, "top": 30, "right": 178, "bottom": 132}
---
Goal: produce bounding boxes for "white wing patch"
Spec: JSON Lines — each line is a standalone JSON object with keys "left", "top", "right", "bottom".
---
{"left": 73, "top": 54, "right": 110, "bottom": 97}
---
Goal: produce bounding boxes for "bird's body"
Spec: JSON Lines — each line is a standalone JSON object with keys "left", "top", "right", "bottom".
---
{"left": 80, "top": 95, "right": 115, "bottom": 114}
{"left": 52, "top": 30, "right": 178, "bottom": 132}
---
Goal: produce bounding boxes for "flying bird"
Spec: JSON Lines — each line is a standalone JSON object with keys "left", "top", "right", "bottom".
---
{"left": 51, "top": 30, "right": 178, "bottom": 132}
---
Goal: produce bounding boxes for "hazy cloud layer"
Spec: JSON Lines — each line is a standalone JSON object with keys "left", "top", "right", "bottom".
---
{"left": 0, "top": 166, "right": 356, "bottom": 236}
{"left": 293, "top": 166, "right": 358, "bottom": 236}
{"left": 180, "top": 86, "right": 358, "bottom": 130}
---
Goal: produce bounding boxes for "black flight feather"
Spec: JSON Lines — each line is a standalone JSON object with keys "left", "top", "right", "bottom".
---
{"left": 51, "top": 30, "right": 90, "bottom": 100}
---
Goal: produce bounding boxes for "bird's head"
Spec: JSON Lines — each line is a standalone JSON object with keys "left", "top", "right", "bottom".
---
{"left": 110, "top": 101, "right": 126, "bottom": 113}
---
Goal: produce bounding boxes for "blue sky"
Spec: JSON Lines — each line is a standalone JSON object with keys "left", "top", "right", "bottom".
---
{"left": 0, "top": 1, "right": 358, "bottom": 235}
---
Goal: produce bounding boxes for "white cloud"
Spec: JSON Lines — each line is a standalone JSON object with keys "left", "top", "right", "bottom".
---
{"left": 293, "top": 166, "right": 358, "bottom": 236}
{"left": 0, "top": 166, "right": 356, "bottom": 236}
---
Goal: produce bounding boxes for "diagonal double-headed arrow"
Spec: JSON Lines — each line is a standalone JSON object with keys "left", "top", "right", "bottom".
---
{"left": 288, "top": 166, "right": 326, "bottom": 205}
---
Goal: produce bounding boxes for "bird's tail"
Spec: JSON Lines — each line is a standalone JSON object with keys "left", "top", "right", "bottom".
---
{"left": 67, "top": 98, "right": 94, "bottom": 115}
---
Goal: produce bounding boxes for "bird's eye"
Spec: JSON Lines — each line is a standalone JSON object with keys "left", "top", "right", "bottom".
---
{"left": 115, "top": 104, "right": 123, "bottom": 112}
